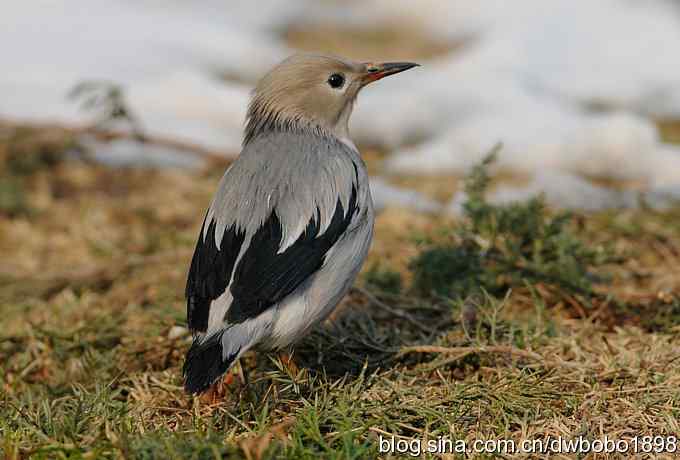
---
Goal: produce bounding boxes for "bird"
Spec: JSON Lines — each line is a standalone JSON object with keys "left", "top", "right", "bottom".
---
{"left": 183, "top": 53, "right": 419, "bottom": 394}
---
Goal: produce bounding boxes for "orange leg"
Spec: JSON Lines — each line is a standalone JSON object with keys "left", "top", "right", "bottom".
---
{"left": 278, "top": 351, "right": 299, "bottom": 376}
{"left": 199, "top": 370, "right": 236, "bottom": 404}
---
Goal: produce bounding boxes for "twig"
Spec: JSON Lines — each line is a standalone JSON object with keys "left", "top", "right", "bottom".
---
{"left": 398, "top": 344, "right": 585, "bottom": 369}
{"left": 0, "top": 117, "right": 235, "bottom": 163}
{"left": 399, "top": 345, "right": 542, "bottom": 360}
{"left": 368, "top": 426, "right": 413, "bottom": 441}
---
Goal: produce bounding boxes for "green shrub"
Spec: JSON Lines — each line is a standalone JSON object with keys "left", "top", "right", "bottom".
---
{"left": 363, "top": 262, "right": 402, "bottom": 294}
{"left": 410, "top": 151, "right": 612, "bottom": 299}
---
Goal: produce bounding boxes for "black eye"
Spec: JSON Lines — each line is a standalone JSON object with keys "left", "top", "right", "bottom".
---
{"left": 327, "top": 73, "right": 345, "bottom": 89}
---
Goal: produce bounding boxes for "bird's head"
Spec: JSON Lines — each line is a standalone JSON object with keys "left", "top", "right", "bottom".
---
{"left": 244, "top": 54, "right": 419, "bottom": 145}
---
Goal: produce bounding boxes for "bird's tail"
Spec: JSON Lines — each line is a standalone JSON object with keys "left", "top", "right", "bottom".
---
{"left": 183, "top": 330, "right": 242, "bottom": 394}
{"left": 183, "top": 319, "right": 267, "bottom": 394}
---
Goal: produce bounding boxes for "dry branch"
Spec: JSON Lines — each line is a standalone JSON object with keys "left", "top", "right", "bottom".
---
{"left": 0, "top": 117, "right": 235, "bottom": 163}
{"left": 398, "top": 344, "right": 587, "bottom": 370}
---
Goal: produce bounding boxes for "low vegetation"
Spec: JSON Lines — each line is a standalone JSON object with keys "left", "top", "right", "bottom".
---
{"left": 410, "top": 151, "right": 616, "bottom": 301}
{"left": 1, "top": 123, "right": 680, "bottom": 459}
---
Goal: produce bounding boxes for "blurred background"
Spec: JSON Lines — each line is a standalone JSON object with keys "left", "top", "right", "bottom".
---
{"left": 4, "top": 0, "right": 680, "bottom": 213}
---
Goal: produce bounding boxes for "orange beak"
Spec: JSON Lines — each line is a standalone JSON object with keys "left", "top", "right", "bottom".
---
{"left": 362, "top": 62, "right": 420, "bottom": 83}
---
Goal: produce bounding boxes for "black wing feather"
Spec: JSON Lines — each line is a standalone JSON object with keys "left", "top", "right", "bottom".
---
{"left": 183, "top": 330, "right": 240, "bottom": 394}
{"left": 185, "top": 218, "right": 245, "bottom": 332}
{"left": 227, "top": 185, "right": 358, "bottom": 323}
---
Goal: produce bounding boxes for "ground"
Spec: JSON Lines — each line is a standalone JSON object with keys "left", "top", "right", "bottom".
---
{"left": 1, "top": 120, "right": 680, "bottom": 460}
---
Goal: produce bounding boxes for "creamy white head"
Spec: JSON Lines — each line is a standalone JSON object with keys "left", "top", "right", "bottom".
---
{"left": 244, "top": 54, "right": 419, "bottom": 145}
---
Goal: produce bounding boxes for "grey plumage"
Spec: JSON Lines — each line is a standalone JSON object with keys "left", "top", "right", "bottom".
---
{"left": 183, "top": 54, "right": 418, "bottom": 394}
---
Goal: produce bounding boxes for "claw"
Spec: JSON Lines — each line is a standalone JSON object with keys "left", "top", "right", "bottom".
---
{"left": 199, "top": 371, "right": 236, "bottom": 404}
{"left": 278, "top": 352, "right": 299, "bottom": 376}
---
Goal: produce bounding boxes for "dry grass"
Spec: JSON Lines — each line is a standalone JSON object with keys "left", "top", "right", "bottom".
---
{"left": 1, "top": 122, "right": 680, "bottom": 459}
{"left": 657, "top": 118, "right": 680, "bottom": 145}
{"left": 284, "top": 23, "right": 457, "bottom": 63}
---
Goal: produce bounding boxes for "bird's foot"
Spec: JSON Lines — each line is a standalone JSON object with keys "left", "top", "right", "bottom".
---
{"left": 199, "top": 362, "right": 247, "bottom": 404}
{"left": 277, "top": 351, "right": 299, "bottom": 377}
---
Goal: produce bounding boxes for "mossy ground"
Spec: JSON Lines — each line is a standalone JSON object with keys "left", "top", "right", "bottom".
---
{"left": 1, "top": 121, "right": 680, "bottom": 460}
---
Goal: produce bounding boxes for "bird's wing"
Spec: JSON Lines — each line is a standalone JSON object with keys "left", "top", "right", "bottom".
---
{"left": 185, "top": 132, "right": 364, "bottom": 336}
{"left": 227, "top": 183, "right": 357, "bottom": 323}
{"left": 185, "top": 215, "right": 245, "bottom": 334}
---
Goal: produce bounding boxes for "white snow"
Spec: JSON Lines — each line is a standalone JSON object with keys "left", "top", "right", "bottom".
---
{"left": 82, "top": 137, "right": 205, "bottom": 170}
{"left": 3, "top": 0, "right": 680, "bottom": 211}
{"left": 0, "top": 0, "right": 298, "bottom": 154}
{"left": 370, "top": 178, "right": 442, "bottom": 213}
{"left": 448, "top": 171, "right": 680, "bottom": 215}
{"left": 386, "top": 112, "right": 680, "bottom": 186}
{"left": 345, "top": 0, "right": 680, "bottom": 210}
{"left": 449, "top": 171, "right": 639, "bottom": 215}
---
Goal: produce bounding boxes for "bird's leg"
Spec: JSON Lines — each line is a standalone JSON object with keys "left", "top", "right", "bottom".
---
{"left": 278, "top": 350, "right": 299, "bottom": 377}
{"left": 199, "top": 365, "right": 237, "bottom": 405}
{"left": 199, "top": 382, "right": 217, "bottom": 405}
{"left": 236, "top": 359, "right": 249, "bottom": 386}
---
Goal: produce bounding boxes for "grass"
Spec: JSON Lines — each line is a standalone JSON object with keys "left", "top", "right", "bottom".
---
{"left": 410, "top": 151, "right": 617, "bottom": 301}
{"left": 2, "top": 122, "right": 680, "bottom": 460}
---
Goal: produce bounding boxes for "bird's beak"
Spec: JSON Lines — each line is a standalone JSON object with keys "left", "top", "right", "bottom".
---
{"left": 362, "top": 62, "right": 420, "bottom": 83}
